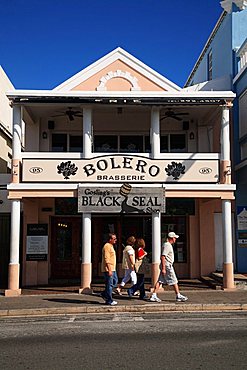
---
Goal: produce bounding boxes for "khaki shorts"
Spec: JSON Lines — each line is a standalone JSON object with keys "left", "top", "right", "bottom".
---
{"left": 158, "top": 263, "right": 178, "bottom": 286}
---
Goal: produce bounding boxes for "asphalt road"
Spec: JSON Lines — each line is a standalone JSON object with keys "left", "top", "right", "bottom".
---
{"left": 1, "top": 312, "right": 247, "bottom": 370}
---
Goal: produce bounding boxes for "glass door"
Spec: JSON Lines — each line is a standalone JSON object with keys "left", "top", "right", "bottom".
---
{"left": 51, "top": 217, "right": 81, "bottom": 279}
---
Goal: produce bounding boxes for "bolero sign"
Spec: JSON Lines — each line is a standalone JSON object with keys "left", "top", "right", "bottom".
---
{"left": 78, "top": 184, "right": 165, "bottom": 213}
{"left": 22, "top": 155, "right": 219, "bottom": 183}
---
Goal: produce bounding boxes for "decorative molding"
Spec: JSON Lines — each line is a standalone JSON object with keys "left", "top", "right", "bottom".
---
{"left": 221, "top": 0, "right": 247, "bottom": 13}
{"left": 96, "top": 70, "right": 141, "bottom": 91}
{"left": 53, "top": 47, "right": 181, "bottom": 92}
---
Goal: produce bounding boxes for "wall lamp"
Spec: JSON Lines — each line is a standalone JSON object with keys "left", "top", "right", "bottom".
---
{"left": 42, "top": 131, "right": 48, "bottom": 139}
{"left": 189, "top": 132, "right": 195, "bottom": 140}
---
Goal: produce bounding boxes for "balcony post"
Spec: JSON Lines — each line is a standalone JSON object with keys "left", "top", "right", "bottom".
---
{"left": 12, "top": 105, "right": 22, "bottom": 184}
{"left": 151, "top": 107, "right": 160, "bottom": 159}
{"left": 83, "top": 107, "right": 92, "bottom": 158}
{"left": 220, "top": 103, "right": 232, "bottom": 184}
{"left": 80, "top": 107, "right": 92, "bottom": 293}
{"left": 150, "top": 107, "right": 161, "bottom": 286}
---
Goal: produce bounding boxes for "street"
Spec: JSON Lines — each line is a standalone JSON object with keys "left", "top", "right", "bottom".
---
{"left": 0, "top": 312, "right": 247, "bottom": 370}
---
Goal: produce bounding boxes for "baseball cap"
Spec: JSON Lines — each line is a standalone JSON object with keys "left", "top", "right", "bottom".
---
{"left": 168, "top": 232, "right": 179, "bottom": 239}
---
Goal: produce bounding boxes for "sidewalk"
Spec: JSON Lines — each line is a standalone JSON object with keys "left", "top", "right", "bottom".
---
{"left": 0, "top": 287, "right": 247, "bottom": 318}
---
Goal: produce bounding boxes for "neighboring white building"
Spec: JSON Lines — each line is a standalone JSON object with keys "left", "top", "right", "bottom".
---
{"left": 0, "top": 66, "right": 14, "bottom": 288}
{"left": 185, "top": 0, "right": 247, "bottom": 273}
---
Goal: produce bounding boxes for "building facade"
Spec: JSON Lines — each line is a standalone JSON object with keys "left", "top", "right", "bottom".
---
{"left": 185, "top": 0, "right": 247, "bottom": 272}
{"left": 4, "top": 48, "right": 236, "bottom": 296}
{"left": 0, "top": 66, "right": 13, "bottom": 288}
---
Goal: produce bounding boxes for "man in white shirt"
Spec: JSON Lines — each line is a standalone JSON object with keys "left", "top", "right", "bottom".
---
{"left": 150, "top": 232, "right": 188, "bottom": 303}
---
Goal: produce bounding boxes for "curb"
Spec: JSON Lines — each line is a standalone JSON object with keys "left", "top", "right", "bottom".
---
{"left": 0, "top": 303, "right": 247, "bottom": 318}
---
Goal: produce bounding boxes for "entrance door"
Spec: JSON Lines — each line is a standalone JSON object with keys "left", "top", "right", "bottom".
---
{"left": 51, "top": 217, "right": 81, "bottom": 279}
{"left": 91, "top": 214, "right": 152, "bottom": 279}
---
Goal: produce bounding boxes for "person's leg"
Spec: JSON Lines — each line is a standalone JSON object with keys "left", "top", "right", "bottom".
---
{"left": 112, "top": 270, "right": 118, "bottom": 288}
{"left": 128, "top": 273, "right": 141, "bottom": 297}
{"left": 172, "top": 283, "right": 179, "bottom": 295}
{"left": 138, "top": 274, "right": 146, "bottom": 299}
{"left": 103, "top": 272, "right": 114, "bottom": 304}
{"left": 150, "top": 280, "right": 162, "bottom": 302}
{"left": 150, "top": 270, "right": 165, "bottom": 302}
{"left": 169, "top": 266, "right": 188, "bottom": 302}
{"left": 130, "top": 270, "right": 137, "bottom": 286}
{"left": 121, "top": 269, "right": 131, "bottom": 286}
{"left": 116, "top": 269, "right": 130, "bottom": 294}
{"left": 153, "top": 280, "right": 161, "bottom": 294}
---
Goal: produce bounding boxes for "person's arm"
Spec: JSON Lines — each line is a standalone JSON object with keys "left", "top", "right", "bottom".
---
{"left": 129, "top": 254, "right": 135, "bottom": 270}
{"left": 137, "top": 248, "right": 147, "bottom": 260}
{"left": 161, "top": 255, "right": 166, "bottom": 275}
{"left": 138, "top": 251, "right": 147, "bottom": 260}
{"left": 104, "top": 245, "right": 113, "bottom": 276}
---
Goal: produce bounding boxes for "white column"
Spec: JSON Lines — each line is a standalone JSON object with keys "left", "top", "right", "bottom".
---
{"left": 222, "top": 199, "right": 235, "bottom": 289}
{"left": 79, "top": 212, "right": 92, "bottom": 293}
{"left": 151, "top": 107, "right": 161, "bottom": 286}
{"left": 151, "top": 107, "right": 160, "bottom": 159}
{"left": 82, "top": 213, "right": 91, "bottom": 264}
{"left": 9, "top": 200, "right": 21, "bottom": 264}
{"left": 220, "top": 104, "right": 231, "bottom": 184}
{"left": 221, "top": 105, "right": 230, "bottom": 161}
{"left": 13, "top": 105, "right": 22, "bottom": 158}
{"left": 6, "top": 104, "right": 22, "bottom": 295}
{"left": 81, "top": 108, "right": 92, "bottom": 292}
{"left": 83, "top": 107, "right": 92, "bottom": 158}
{"left": 152, "top": 212, "right": 161, "bottom": 286}
{"left": 12, "top": 105, "right": 22, "bottom": 184}
{"left": 5, "top": 200, "right": 21, "bottom": 295}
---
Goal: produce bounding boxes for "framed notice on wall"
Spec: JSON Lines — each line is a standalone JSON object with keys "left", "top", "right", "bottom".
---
{"left": 26, "top": 224, "right": 48, "bottom": 261}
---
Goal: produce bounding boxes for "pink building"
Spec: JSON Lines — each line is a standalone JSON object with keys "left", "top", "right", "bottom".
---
{"left": 5, "top": 48, "right": 236, "bottom": 295}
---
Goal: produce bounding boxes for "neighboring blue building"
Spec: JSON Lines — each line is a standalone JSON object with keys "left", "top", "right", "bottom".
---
{"left": 185, "top": 0, "right": 247, "bottom": 273}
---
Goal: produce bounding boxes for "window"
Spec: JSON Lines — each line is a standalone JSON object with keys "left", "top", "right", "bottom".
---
{"left": 170, "top": 134, "right": 186, "bottom": 152}
{"left": 69, "top": 135, "right": 83, "bottom": 152}
{"left": 51, "top": 134, "right": 83, "bottom": 152}
{"left": 94, "top": 135, "right": 151, "bottom": 153}
{"left": 161, "top": 134, "right": 186, "bottom": 153}
{"left": 52, "top": 134, "right": 67, "bottom": 152}
{"left": 144, "top": 136, "right": 151, "bottom": 153}
{"left": 161, "top": 215, "right": 187, "bottom": 263}
{"left": 120, "top": 136, "right": 143, "bottom": 153}
{"left": 208, "top": 49, "right": 213, "bottom": 81}
{"left": 160, "top": 135, "right": 169, "bottom": 152}
{"left": 94, "top": 135, "right": 118, "bottom": 152}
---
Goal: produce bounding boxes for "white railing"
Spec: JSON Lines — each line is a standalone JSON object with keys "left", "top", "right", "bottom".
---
{"left": 21, "top": 151, "right": 220, "bottom": 160}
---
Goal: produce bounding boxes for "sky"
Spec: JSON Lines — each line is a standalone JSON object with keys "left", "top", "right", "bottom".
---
{"left": 0, "top": 0, "right": 223, "bottom": 90}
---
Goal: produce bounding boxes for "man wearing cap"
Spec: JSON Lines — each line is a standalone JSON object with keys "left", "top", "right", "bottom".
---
{"left": 150, "top": 232, "right": 188, "bottom": 302}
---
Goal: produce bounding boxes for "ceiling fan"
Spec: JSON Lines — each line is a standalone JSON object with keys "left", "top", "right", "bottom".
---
{"left": 52, "top": 107, "right": 83, "bottom": 121}
{"left": 160, "top": 109, "right": 189, "bottom": 121}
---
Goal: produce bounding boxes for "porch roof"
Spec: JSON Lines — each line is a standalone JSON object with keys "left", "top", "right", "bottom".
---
{"left": 6, "top": 90, "right": 235, "bottom": 106}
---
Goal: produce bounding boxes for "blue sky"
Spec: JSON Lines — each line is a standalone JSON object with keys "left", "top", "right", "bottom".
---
{"left": 0, "top": 0, "right": 222, "bottom": 89}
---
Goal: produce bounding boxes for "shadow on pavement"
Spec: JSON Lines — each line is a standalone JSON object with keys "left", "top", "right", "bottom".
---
{"left": 43, "top": 298, "right": 102, "bottom": 305}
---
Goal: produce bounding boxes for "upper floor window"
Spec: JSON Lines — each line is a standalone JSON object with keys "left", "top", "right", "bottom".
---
{"left": 51, "top": 134, "right": 83, "bottom": 152}
{"left": 94, "top": 135, "right": 151, "bottom": 153}
{"left": 161, "top": 134, "right": 186, "bottom": 152}
{"left": 208, "top": 49, "right": 213, "bottom": 81}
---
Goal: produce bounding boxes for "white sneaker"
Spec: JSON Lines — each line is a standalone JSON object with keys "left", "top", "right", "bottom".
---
{"left": 109, "top": 300, "right": 118, "bottom": 306}
{"left": 176, "top": 294, "right": 188, "bottom": 302}
{"left": 150, "top": 295, "right": 161, "bottom": 303}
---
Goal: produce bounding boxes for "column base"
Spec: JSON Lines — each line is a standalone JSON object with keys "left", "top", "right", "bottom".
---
{"left": 79, "top": 262, "right": 92, "bottom": 294}
{"left": 151, "top": 262, "right": 160, "bottom": 287}
{"left": 223, "top": 262, "right": 235, "bottom": 290}
{"left": 4, "top": 289, "right": 21, "bottom": 297}
{"left": 8, "top": 263, "right": 20, "bottom": 291}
